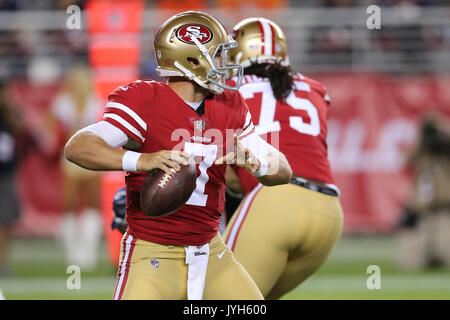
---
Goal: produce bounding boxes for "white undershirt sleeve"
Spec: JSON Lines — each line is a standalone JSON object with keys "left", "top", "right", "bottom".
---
{"left": 240, "top": 132, "right": 278, "bottom": 158}
{"left": 76, "top": 120, "right": 129, "bottom": 148}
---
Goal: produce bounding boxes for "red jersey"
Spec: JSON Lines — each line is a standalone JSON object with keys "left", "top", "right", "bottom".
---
{"left": 228, "top": 73, "right": 335, "bottom": 194}
{"left": 103, "top": 80, "right": 253, "bottom": 245}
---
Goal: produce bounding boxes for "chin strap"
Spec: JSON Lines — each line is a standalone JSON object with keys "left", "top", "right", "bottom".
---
{"left": 191, "top": 36, "right": 218, "bottom": 72}
{"left": 173, "top": 61, "right": 196, "bottom": 81}
{"left": 170, "top": 35, "right": 240, "bottom": 94}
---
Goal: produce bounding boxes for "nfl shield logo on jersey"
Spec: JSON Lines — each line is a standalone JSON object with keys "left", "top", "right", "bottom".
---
{"left": 150, "top": 258, "right": 159, "bottom": 269}
{"left": 194, "top": 120, "right": 206, "bottom": 132}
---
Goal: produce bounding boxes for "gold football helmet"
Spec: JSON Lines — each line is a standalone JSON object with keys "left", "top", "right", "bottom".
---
{"left": 228, "top": 17, "right": 290, "bottom": 68}
{"left": 154, "top": 11, "right": 243, "bottom": 94}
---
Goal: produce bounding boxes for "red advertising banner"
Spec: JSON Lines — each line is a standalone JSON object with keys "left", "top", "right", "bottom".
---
{"left": 315, "top": 73, "right": 450, "bottom": 233}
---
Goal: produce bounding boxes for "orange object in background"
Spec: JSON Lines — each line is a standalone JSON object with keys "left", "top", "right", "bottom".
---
{"left": 87, "top": 0, "right": 143, "bottom": 33}
{"left": 86, "top": 0, "right": 144, "bottom": 99}
{"left": 86, "top": 0, "right": 144, "bottom": 266}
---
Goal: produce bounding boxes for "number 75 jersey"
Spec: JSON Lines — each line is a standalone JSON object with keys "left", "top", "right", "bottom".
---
{"left": 103, "top": 80, "right": 254, "bottom": 246}
{"left": 228, "top": 73, "right": 335, "bottom": 193}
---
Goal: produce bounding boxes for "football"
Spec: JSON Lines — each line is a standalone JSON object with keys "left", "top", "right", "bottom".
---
{"left": 140, "top": 161, "right": 197, "bottom": 217}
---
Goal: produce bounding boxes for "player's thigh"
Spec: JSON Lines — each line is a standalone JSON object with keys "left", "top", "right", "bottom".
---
{"left": 266, "top": 235, "right": 338, "bottom": 300}
{"left": 115, "top": 234, "right": 187, "bottom": 300}
{"left": 267, "top": 205, "right": 343, "bottom": 299}
{"left": 222, "top": 185, "right": 295, "bottom": 296}
{"left": 119, "top": 258, "right": 187, "bottom": 300}
{"left": 232, "top": 242, "right": 287, "bottom": 297}
{"left": 203, "top": 243, "right": 263, "bottom": 300}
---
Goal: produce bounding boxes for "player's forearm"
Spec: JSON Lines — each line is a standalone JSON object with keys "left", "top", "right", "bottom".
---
{"left": 65, "top": 130, "right": 192, "bottom": 174}
{"left": 256, "top": 152, "right": 292, "bottom": 186}
{"left": 64, "top": 131, "right": 126, "bottom": 171}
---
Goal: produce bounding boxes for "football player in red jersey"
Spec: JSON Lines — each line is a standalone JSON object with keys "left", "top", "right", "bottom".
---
{"left": 64, "top": 11, "right": 292, "bottom": 300}
{"left": 222, "top": 18, "right": 344, "bottom": 299}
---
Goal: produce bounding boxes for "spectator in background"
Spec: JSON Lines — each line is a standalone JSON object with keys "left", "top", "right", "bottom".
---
{"left": 0, "top": 80, "right": 24, "bottom": 277}
{"left": 396, "top": 114, "right": 450, "bottom": 270}
{"left": 46, "top": 65, "right": 103, "bottom": 271}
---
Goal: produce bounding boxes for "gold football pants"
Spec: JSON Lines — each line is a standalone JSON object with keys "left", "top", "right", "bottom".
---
{"left": 113, "top": 232, "right": 263, "bottom": 300}
{"left": 222, "top": 183, "right": 343, "bottom": 299}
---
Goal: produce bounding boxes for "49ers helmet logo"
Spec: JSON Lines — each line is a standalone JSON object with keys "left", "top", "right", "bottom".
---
{"left": 176, "top": 24, "right": 213, "bottom": 44}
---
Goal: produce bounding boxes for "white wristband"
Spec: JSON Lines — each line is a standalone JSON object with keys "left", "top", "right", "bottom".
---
{"left": 122, "top": 150, "right": 142, "bottom": 172}
{"left": 252, "top": 156, "right": 269, "bottom": 178}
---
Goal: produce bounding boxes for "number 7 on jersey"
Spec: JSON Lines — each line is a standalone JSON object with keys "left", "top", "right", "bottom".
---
{"left": 184, "top": 142, "right": 217, "bottom": 207}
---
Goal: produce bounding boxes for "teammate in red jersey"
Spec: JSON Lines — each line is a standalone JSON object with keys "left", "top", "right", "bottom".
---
{"left": 222, "top": 17, "right": 344, "bottom": 299}
{"left": 64, "top": 11, "right": 291, "bottom": 300}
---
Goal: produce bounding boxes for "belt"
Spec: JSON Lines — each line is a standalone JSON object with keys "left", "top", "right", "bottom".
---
{"left": 290, "top": 176, "right": 339, "bottom": 197}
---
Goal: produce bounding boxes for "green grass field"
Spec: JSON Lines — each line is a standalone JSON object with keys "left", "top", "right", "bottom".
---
{"left": 1, "top": 235, "right": 449, "bottom": 300}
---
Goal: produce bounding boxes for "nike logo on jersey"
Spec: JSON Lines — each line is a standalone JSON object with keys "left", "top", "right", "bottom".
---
{"left": 217, "top": 249, "right": 226, "bottom": 260}
{"left": 119, "top": 86, "right": 129, "bottom": 91}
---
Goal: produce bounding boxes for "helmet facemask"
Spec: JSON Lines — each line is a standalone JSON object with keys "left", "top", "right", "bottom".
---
{"left": 185, "top": 35, "right": 243, "bottom": 94}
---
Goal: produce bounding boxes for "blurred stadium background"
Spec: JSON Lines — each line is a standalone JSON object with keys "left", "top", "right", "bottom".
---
{"left": 0, "top": 0, "right": 449, "bottom": 300}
